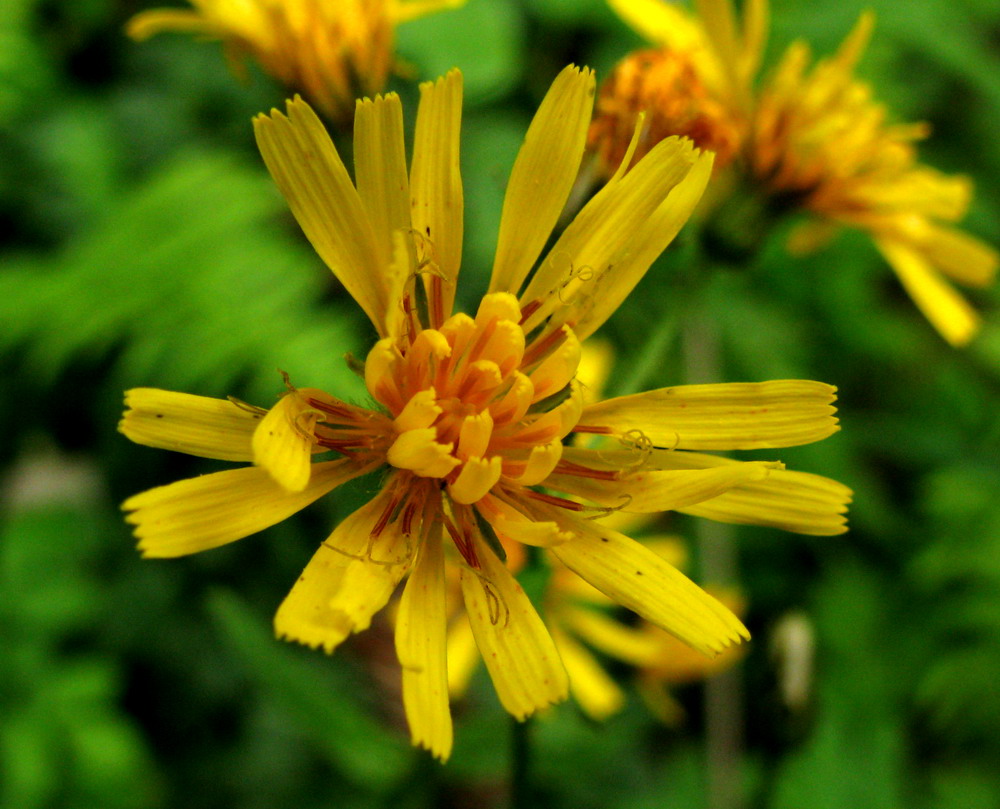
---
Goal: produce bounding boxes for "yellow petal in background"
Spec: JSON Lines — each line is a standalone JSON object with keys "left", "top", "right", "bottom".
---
{"left": 551, "top": 625, "right": 625, "bottom": 722}
{"left": 878, "top": 238, "right": 980, "bottom": 347}
{"left": 410, "top": 69, "right": 464, "bottom": 322}
{"left": 560, "top": 605, "right": 664, "bottom": 666}
{"left": 918, "top": 224, "right": 999, "bottom": 288}
{"left": 392, "top": 0, "right": 467, "bottom": 24}
{"left": 124, "top": 460, "right": 362, "bottom": 558}
{"left": 489, "top": 65, "right": 596, "bottom": 296}
{"left": 119, "top": 388, "right": 260, "bottom": 462}
{"left": 461, "top": 538, "right": 568, "bottom": 719}
{"left": 607, "top": 0, "right": 709, "bottom": 53}
{"left": 577, "top": 380, "right": 839, "bottom": 449}
{"left": 549, "top": 515, "right": 748, "bottom": 657}
{"left": 125, "top": 10, "right": 217, "bottom": 41}
{"left": 396, "top": 530, "right": 452, "bottom": 761}
{"left": 253, "top": 98, "right": 387, "bottom": 334}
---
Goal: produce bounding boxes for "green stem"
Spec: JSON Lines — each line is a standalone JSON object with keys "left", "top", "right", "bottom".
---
{"left": 683, "top": 307, "right": 745, "bottom": 809}
{"left": 609, "top": 311, "right": 680, "bottom": 398}
{"left": 510, "top": 716, "right": 532, "bottom": 809}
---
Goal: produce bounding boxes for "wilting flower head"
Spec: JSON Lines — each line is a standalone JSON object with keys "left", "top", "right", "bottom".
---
{"left": 601, "top": 0, "right": 997, "bottom": 346}
{"left": 120, "top": 66, "right": 849, "bottom": 760}
{"left": 751, "top": 12, "right": 998, "bottom": 346}
{"left": 589, "top": 0, "right": 768, "bottom": 173}
{"left": 127, "top": 0, "right": 465, "bottom": 124}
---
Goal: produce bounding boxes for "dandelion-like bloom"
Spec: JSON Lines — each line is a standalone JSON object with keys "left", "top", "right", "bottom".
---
{"left": 126, "top": 0, "right": 464, "bottom": 125}
{"left": 601, "top": 0, "right": 997, "bottom": 346}
{"left": 120, "top": 66, "right": 849, "bottom": 760}
{"left": 751, "top": 13, "right": 998, "bottom": 346}
{"left": 590, "top": 0, "right": 767, "bottom": 173}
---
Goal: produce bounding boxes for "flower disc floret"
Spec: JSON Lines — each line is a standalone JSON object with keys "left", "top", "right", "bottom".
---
{"left": 371, "top": 293, "right": 581, "bottom": 504}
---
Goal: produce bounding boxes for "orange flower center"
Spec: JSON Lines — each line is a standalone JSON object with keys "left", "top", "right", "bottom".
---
{"left": 366, "top": 292, "right": 583, "bottom": 505}
{"left": 588, "top": 48, "right": 743, "bottom": 175}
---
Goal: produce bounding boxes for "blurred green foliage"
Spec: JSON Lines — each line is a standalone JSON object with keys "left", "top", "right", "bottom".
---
{"left": 2, "top": 0, "right": 1000, "bottom": 807}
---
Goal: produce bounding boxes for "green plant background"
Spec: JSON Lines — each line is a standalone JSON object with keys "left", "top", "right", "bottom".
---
{"left": 2, "top": 0, "right": 1000, "bottom": 807}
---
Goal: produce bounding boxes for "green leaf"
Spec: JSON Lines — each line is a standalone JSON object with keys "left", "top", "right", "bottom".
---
{"left": 206, "top": 589, "right": 411, "bottom": 790}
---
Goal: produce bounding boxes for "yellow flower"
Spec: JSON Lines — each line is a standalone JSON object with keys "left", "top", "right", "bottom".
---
{"left": 591, "top": 0, "right": 767, "bottom": 172}
{"left": 119, "top": 66, "right": 849, "bottom": 761}
{"left": 751, "top": 13, "right": 997, "bottom": 347}
{"left": 602, "top": 0, "right": 997, "bottom": 346}
{"left": 126, "top": 0, "right": 465, "bottom": 125}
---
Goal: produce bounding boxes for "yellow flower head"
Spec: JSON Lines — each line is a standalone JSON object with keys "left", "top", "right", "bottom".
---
{"left": 120, "top": 66, "right": 850, "bottom": 760}
{"left": 589, "top": 47, "right": 744, "bottom": 174}
{"left": 751, "top": 12, "right": 998, "bottom": 346}
{"left": 605, "top": 0, "right": 997, "bottom": 346}
{"left": 589, "top": 0, "right": 768, "bottom": 173}
{"left": 126, "top": 0, "right": 465, "bottom": 124}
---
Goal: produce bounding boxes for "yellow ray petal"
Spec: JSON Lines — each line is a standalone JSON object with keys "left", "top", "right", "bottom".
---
{"left": 740, "top": 0, "right": 769, "bottom": 90}
{"left": 275, "top": 488, "right": 401, "bottom": 652}
{"left": 576, "top": 380, "right": 840, "bottom": 450}
{"left": 877, "top": 238, "right": 980, "bottom": 347}
{"left": 695, "top": 0, "right": 740, "bottom": 90}
{"left": 253, "top": 97, "right": 387, "bottom": 334}
{"left": 560, "top": 604, "right": 664, "bottom": 666}
{"left": 919, "top": 225, "right": 999, "bottom": 288}
{"left": 392, "top": 0, "right": 466, "bottom": 24}
{"left": 124, "top": 460, "right": 363, "bottom": 558}
{"left": 478, "top": 494, "right": 573, "bottom": 548}
{"left": 396, "top": 530, "right": 452, "bottom": 761}
{"left": 635, "top": 678, "right": 686, "bottom": 725}
{"left": 547, "top": 514, "right": 748, "bottom": 657}
{"left": 354, "top": 92, "right": 412, "bottom": 276}
{"left": 522, "top": 140, "right": 713, "bottom": 340}
{"left": 252, "top": 388, "right": 326, "bottom": 492}
{"left": 547, "top": 460, "right": 779, "bottom": 513}
{"left": 550, "top": 625, "right": 624, "bottom": 721}
{"left": 410, "top": 69, "right": 464, "bottom": 323}
{"left": 489, "top": 65, "right": 596, "bottom": 296}
{"left": 461, "top": 539, "right": 568, "bottom": 719}
{"left": 326, "top": 551, "right": 411, "bottom": 635}
{"left": 384, "top": 230, "right": 416, "bottom": 341}
{"left": 119, "top": 388, "right": 261, "bottom": 462}
{"left": 635, "top": 449, "right": 852, "bottom": 535}
{"left": 607, "top": 0, "right": 708, "bottom": 52}
{"left": 528, "top": 327, "right": 581, "bottom": 402}
{"left": 125, "top": 10, "right": 218, "bottom": 41}
{"left": 446, "top": 613, "right": 479, "bottom": 696}
{"left": 682, "top": 468, "right": 852, "bottom": 535}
